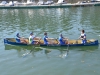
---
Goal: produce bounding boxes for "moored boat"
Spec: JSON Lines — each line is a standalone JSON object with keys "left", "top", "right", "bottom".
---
{"left": 4, "top": 38, "right": 99, "bottom": 47}
{"left": 0, "top": 1, "right": 100, "bottom": 9}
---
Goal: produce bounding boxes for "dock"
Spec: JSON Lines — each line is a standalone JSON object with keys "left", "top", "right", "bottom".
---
{"left": 0, "top": 2, "right": 100, "bottom": 9}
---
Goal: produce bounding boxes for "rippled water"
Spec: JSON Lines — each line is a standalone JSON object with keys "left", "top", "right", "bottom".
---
{"left": 0, "top": 6, "right": 100, "bottom": 75}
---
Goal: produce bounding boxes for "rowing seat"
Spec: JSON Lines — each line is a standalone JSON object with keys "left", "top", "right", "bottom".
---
{"left": 77, "top": 40, "right": 82, "bottom": 44}
{"left": 34, "top": 37, "right": 41, "bottom": 40}
{"left": 47, "top": 39, "right": 59, "bottom": 44}
{"left": 69, "top": 40, "right": 82, "bottom": 44}
{"left": 69, "top": 40, "right": 77, "bottom": 44}
{"left": 39, "top": 39, "right": 59, "bottom": 44}
{"left": 8, "top": 38, "right": 16, "bottom": 42}
{"left": 87, "top": 39, "right": 95, "bottom": 43}
{"left": 40, "top": 40, "right": 44, "bottom": 44}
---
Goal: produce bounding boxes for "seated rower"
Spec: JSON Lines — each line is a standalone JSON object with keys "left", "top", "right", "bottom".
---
{"left": 43, "top": 32, "right": 57, "bottom": 45}
{"left": 43, "top": 32, "right": 49, "bottom": 45}
{"left": 29, "top": 32, "right": 41, "bottom": 44}
{"left": 16, "top": 33, "right": 27, "bottom": 43}
{"left": 79, "top": 30, "right": 87, "bottom": 44}
{"left": 58, "top": 34, "right": 68, "bottom": 45}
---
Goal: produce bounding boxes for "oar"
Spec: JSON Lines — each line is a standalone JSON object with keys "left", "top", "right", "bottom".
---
{"left": 66, "top": 39, "right": 69, "bottom": 55}
{"left": 22, "top": 38, "right": 41, "bottom": 57}
{"left": 22, "top": 46, "right": 35, "bottom": 57}
{"left": 58, "top": 43, "right": 69, "bottom": 58}
{"left": 59, "top": 38, "right": 69, "bottom": 58}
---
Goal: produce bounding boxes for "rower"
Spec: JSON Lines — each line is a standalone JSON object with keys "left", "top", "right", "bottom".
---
{"left": 16, "top": 33, "right": 21, "bottom": 43}
{"left": 29, "top": 32, "right": 35, "bottom": 44}
{"left": 29, "top": 32, "right": 41, "bottom": 44}
{"left": 43, "top": 32, "right": 48, "bottom": 44}
{"left": 16, "top": 33, "right": 27, "bottom": 43}
{"left": 43, "top": 32, "right": 57, "bottom": 45}
{"left": 58, "top": 34, "right": 68, "bottom": 45}
{"left": 79, "top": 30, "right": 87, "bottom": 44}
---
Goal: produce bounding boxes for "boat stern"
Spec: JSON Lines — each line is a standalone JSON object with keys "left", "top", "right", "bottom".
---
{"left": 4, "top": 38, "right": 8, "bottom": 45}
{"left": 95, "top": 40, "right": 99, "bottom": 45}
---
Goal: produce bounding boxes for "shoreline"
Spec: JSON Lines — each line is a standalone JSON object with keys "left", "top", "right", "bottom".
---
{"left": 0, "top": 2, "right": 100, "bottom": 9}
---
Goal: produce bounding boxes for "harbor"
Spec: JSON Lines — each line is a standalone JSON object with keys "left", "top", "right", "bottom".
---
{"left": 0, "top": 0, "right": 100, "bottom": 9}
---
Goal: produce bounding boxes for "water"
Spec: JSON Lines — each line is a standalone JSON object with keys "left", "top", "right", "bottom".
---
{"left": 0, "top": 6, "right": 100, "bottom": 75}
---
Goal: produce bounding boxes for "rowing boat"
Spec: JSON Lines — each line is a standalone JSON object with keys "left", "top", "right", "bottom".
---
{"left": 4, "top": 38, "right": 99, "bottom": 47}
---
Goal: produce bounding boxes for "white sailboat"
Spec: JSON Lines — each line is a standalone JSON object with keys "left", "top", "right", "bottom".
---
{"left": 44, "top": 0, "right": 54, "bottom": 5}
{"left": 57, "top": 0, "right": 64, "bottom": 4}
{"left": 37, "top": 0, "right": 44, "bottom": 5}
{"left": 96, "top": 0, "right": 100, "bottom": 1}
{"left": 91, "top": 0, "right": 100, "bottom": 2}
{"left": 0, "top": 1, "right": 7, "bottom": 6}
{"left": 23, "top": 0, "right": 36, "bottom": 5}
{"left": 27, "top": 0, "right": 33, "bottom": 4}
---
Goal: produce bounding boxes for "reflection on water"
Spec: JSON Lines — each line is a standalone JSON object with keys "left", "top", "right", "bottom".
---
{"left": 4, "top": 45, "right": 99, "bottom": 59}
{"left": 4, "top": 45, "right": 41, "bottom": 57}
{"left": 4, "top": 45, "right": 69, "bottom": 58}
